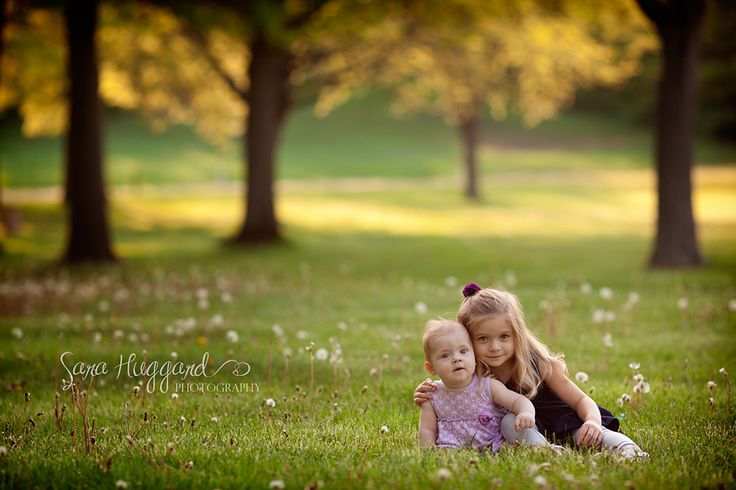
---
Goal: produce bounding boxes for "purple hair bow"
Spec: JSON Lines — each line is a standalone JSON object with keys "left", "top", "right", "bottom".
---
{"left": 462, "top": 282, "right": 482, "bottom": 298}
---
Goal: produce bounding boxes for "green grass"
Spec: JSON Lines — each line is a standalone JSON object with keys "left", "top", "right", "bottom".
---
{"left": 1, "top": 98, "right": 735, "bottom": 488}
{"left": 2, "top": 93, "right": 735, "bottom": 188}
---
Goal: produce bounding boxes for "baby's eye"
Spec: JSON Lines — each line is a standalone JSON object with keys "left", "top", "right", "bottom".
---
{"left": 460, "top": 348, "right": 468, "bottom": 354}
{"left": 441, "top": 353, "right": 450, "bottom": 359}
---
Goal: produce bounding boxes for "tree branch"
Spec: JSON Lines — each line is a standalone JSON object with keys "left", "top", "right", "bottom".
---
{"left": 285, "top": 0, "right": 330, "bottom": 30}
{"left": 179, "top": 24, "right": 249, "bottom": 104}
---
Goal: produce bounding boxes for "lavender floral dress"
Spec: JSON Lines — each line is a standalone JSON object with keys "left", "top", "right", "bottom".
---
{"left": 430, "top": 374, "right": 507, "bottom": 451}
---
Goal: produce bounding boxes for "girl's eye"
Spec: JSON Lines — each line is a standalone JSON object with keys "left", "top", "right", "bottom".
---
{"left": 501, "top": 334, "right": 510, "bottom": 340}
{"left": 477, "top": 336, "right": 487, "bottom": 342}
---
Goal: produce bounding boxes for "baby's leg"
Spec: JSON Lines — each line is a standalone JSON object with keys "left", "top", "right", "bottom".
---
{"left": 572, "top": 427, "right": 648, "bottom": 458}
{"left": 500, "top": 413, "right": 549, "bottom": 446}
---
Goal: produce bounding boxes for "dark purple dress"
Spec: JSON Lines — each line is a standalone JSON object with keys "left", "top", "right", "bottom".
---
{"left": 530, "top": 381, "right": 619, "bottom": 441}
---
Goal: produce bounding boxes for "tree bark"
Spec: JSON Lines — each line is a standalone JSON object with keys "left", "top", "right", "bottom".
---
{"left": 62, "top": 0, "right": 115, "bottom": 263}
{"left": 230, "top": 33, "right": 291, "bottom": 245}
{"left": 458, "top": 115, "right": 480, "bottom": 199}
{"left": 638, "top": 0, "right": 705, "bottom": 268}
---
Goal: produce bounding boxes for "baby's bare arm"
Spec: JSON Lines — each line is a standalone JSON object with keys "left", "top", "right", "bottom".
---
{"left": 418, "top": 402, "right": 438, "bottom": 447}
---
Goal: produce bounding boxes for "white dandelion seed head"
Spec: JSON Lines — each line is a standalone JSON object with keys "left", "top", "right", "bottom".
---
{"left": 269, "top": 480, "right": 285, "bottom": 490}
{"left": 115, "top": 480, "right": 128, "bottom": 489}
{"left": 445, "top": 276, "right": 458, "bottom": 288}
{"left": 265, "top": 398, "right": 276, "bottom": 408}
{"left": 315, "top": 348, "right": 328, "bottom": 361}
{"left": 170, "top": 351, "right": 178, "bottom": 359}
{"left": 272, "top": 324, "right": 284, "bottom": 337}
{"left": 415, "top": 302, "right": 428, "bottom": 314}
{"left": 436, "top": 468, "right": 452, "bottom": 481}
{"left": 599, "top": 287, "right": 613, "bottom": 300}
{"left": 621, "top": 393, "right": 632, "bottom": 403}
{"left": 628, "top": 292, "right": 640, "bottom": 304}
{"left": 677, "top": 297, "right": 689, "bottom": 310}
{"left": 592, "top": 309, "right": 606, "bottom": 324}
{"left": 337, "top": 321, "right": 348, "bottom": 331}
{"left": 707, "top": 397, "right": 714, "bottom": 406}
{"left": 379, "top": 425, "right": 389, "bottom": 434}
{"left": 0, "top": 446, "right": 6, "bottom": 457}
{"left": 603, "top": 333, "right": 613, "bottom": 348}
{"left": 616, "top": 398, "right": 624, "bottom": 408}
{"left": 370, "top": 367, "right": 378, "bottom": 376}
{"left": 580, "top": 282, "right": 592, "bottom": 294}
{"left": 211, "top": 314, "right": 224, "bottom": 326}
{"left": 534, "top": 475, "right": 548, "bottom": 486}
{"left": 633, "top": 373, "right": 644, "bottom": 383}
{"left": 728, "top": 299, "right": 736, "bottom": 312}
{"left": 210, "top": 416, "right": 219, "bottom": 424}
{"left": 283, "top": 347, "right": 292, "bottom": 359}
{"left": 719, "top": 368, "right": 728, "bottom": 377}
{"left": 707, "top": 381, "right": 717, "bottom": 390}
{"left": 575, "top": 372, "right": 589, "bottom": 383}
{"left": 226, "top": 330, "right": 239, "bottom": 343}
{"left": 171, "top": 393, "right": 179, "bottom": 400}
{"left": 640, "top": 382, "right": 650, "bottom": 394}
{"left": 629, "top": 362, "right": 640, "bottom": 371}
{"left": 11, "top": 327, "right": 23, "bottom": 339}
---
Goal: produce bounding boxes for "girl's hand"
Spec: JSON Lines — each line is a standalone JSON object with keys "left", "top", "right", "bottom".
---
{"left": 576, "top": 420, "right": 603, "bottom": 447}
{"left": 413, "top": 378, "right": 437, "bottom": 406}
{"left": 515, "top": 411, "right": 535, "bottom": 431}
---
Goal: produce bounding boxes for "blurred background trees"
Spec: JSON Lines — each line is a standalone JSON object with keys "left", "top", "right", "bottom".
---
{"left": 0, "top": 0, "right": 733, "bottom": 267}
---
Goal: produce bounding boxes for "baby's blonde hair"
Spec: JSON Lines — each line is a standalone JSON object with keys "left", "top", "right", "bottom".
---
{"left": 457, "top": 288, "right": 565, "bottom": 399}
{"left": 422, "top": 319, "right": 468, "bottom": 361}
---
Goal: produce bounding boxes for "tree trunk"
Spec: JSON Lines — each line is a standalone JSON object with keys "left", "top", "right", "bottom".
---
{"left": 458, "top": 115, "right": 480, "bottom": 200}
{"left": 638, "top": 0, "right": 705, "bottom": 268}
{"left": 230, "top": 34, "right": 291, "bottom": 245}
{"left": 62, "top": 0, "right": 115, "bottom": 263}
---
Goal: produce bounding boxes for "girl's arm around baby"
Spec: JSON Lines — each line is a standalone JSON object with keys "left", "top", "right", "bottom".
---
{"left": 489, "top": 379, "right": 535, "bottom": 431}
{"left": 418, "top": 402, "right": 438, "bottom": 447}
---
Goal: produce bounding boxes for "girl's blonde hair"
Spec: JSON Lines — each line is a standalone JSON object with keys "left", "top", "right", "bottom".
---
{"left": 457, "top": 287, "right": 566, "bottom": 399}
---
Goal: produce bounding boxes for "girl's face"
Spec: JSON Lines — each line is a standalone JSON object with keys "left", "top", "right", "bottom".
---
{"left": 469, "top": 315, "right": 515, "bottom": 371}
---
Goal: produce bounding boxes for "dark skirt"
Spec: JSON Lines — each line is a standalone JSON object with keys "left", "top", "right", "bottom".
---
{"left": 531, "top": 382, "right": 619, "bottom": 440}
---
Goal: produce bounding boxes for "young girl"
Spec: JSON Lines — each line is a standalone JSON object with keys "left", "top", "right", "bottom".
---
{"left": 415, "top": 285, "right": 648, "bottom": 458}
{"left": 418, "top": 319, "right": 536, "bottom": 451}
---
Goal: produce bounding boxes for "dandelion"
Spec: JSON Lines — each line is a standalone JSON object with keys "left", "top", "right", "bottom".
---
{"left": 265, "top": 398, "right": 276, "bottom": 408}
{"left": 633, "top": 373, "right": 644, "bottom": 383}
{"left": 179, "top": 416, "right": 187, "bottom": 424}
{"left": 269, "top": 481, "right": 285, "bottom": 490}
{"left": 167, "top": 442, "right": 175, "bottom": 453}
{"left": 707, "top": 381, "right": 717, "bottom": 391}
{"left": 221, "top": 291, "right": 233, "bottom": 303}
{"left": 0, "top": 446, "right": 6, "bottom": 457}
{"left": 11, "top": 327, "right": 23, "bottom": 339}
{"left": 580, "top": 282, "right": 592, "bottom": 294}
{"left": 296, "top": 330, "right": 308, "bottom": 339}
{"left": 185, "top": 460, "right": 194, "bottom": 470}
{"left": 171, "top": 393, "right": 179, "bottom": 400}
{"left": 707, "top": 397, "right": 715, "bottom": 412}
{"left": 603, "top": 333, "right": 613, "bottom": 348}
{"left": 628, "top": 292, "right": 640, "bottom": 305}
{"left": 575, "top": 372, "right": 589, "bottom": 383}
{"left": 226, "top": 330, "right": 239, "bottom": 343}
{"left": 534, "top": 475, "right": 548, "bottom": 487}
{"left": 633, "top": 381, "right": 650, "bottom": 394}
{"left": 315, "top": 348, "right": 328, "bottom": 361}
{"left": 436, "top": 468, "right": 452, "bottom": 481}
{"left": 415, "top": 302, "right": 428, "bottom": 314}
{"left": 677, "top": 297, "right": 689, "bottom": 310}
{"left": 599, "top": 287, "right": 613, "bottom": 300}
{"left": 380, "top": 425, "right": 389, "bottom": 434}
{"left": 592, "top": 309, "right": 606, "bottom": 324}
{"left": 629, "top": 362, "right": 640, "bottom": 371}
{"left": 370, "top": 368, "right": 378, "bottom": 376}
{"left": 133, "top": 386, "right": 140, "bottom": 396}
{"left": 728, "top": 299, "right": 736, "bottom": 312}
{"left": 170, "top": 351, "right": 178, "bottom": 359}
{"left": 272, "top": 324, "right": 284, "bottom": 337}
{"left": 113, "top": 329, "right": 124, "bottom": 340}
{"left": 337, "top": 321, "right": 348, "bottom": 331}
{"left": 361, "top": 385, "right": 368, "bottom": 394}
{"left": 283, "top": 348, "right": 292, "bottom": 359}
{"left": 196, "top": 336, "right": 207, "bottom": 347}
{"left": 211, "top": 416, "right": 219, "bottom": 424}
{"left": 115, "top": 480, "right": 128, "bottom": 489}
{"left": 211, "top": 314, "right": 224, "bottom": 326}
{"left": 445, "top": 276, "right": 458, "bottom": 288}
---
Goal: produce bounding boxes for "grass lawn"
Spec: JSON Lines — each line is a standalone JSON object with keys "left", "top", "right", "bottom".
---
{"left": 1, "top": 99, "right": 735, "bottom": 489}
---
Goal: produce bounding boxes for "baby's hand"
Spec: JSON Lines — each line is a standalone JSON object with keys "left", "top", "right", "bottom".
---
{"left": 515, "top": 411, "right": 535, "bottom": 431}
{"left": 413, "top": 378, "right": 437, "bottom": 406}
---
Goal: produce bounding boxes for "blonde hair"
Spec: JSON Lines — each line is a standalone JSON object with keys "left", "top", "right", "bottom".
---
{"left": 457, "top": 288, "right": 565, "bottom": 399}
{"left": 422, "top": 319, "right": 468, "bottom": 361}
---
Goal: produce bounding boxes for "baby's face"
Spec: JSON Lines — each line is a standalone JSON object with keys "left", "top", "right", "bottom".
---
{"left": 426, "top": 328, "right": 476, "bottom": 388}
